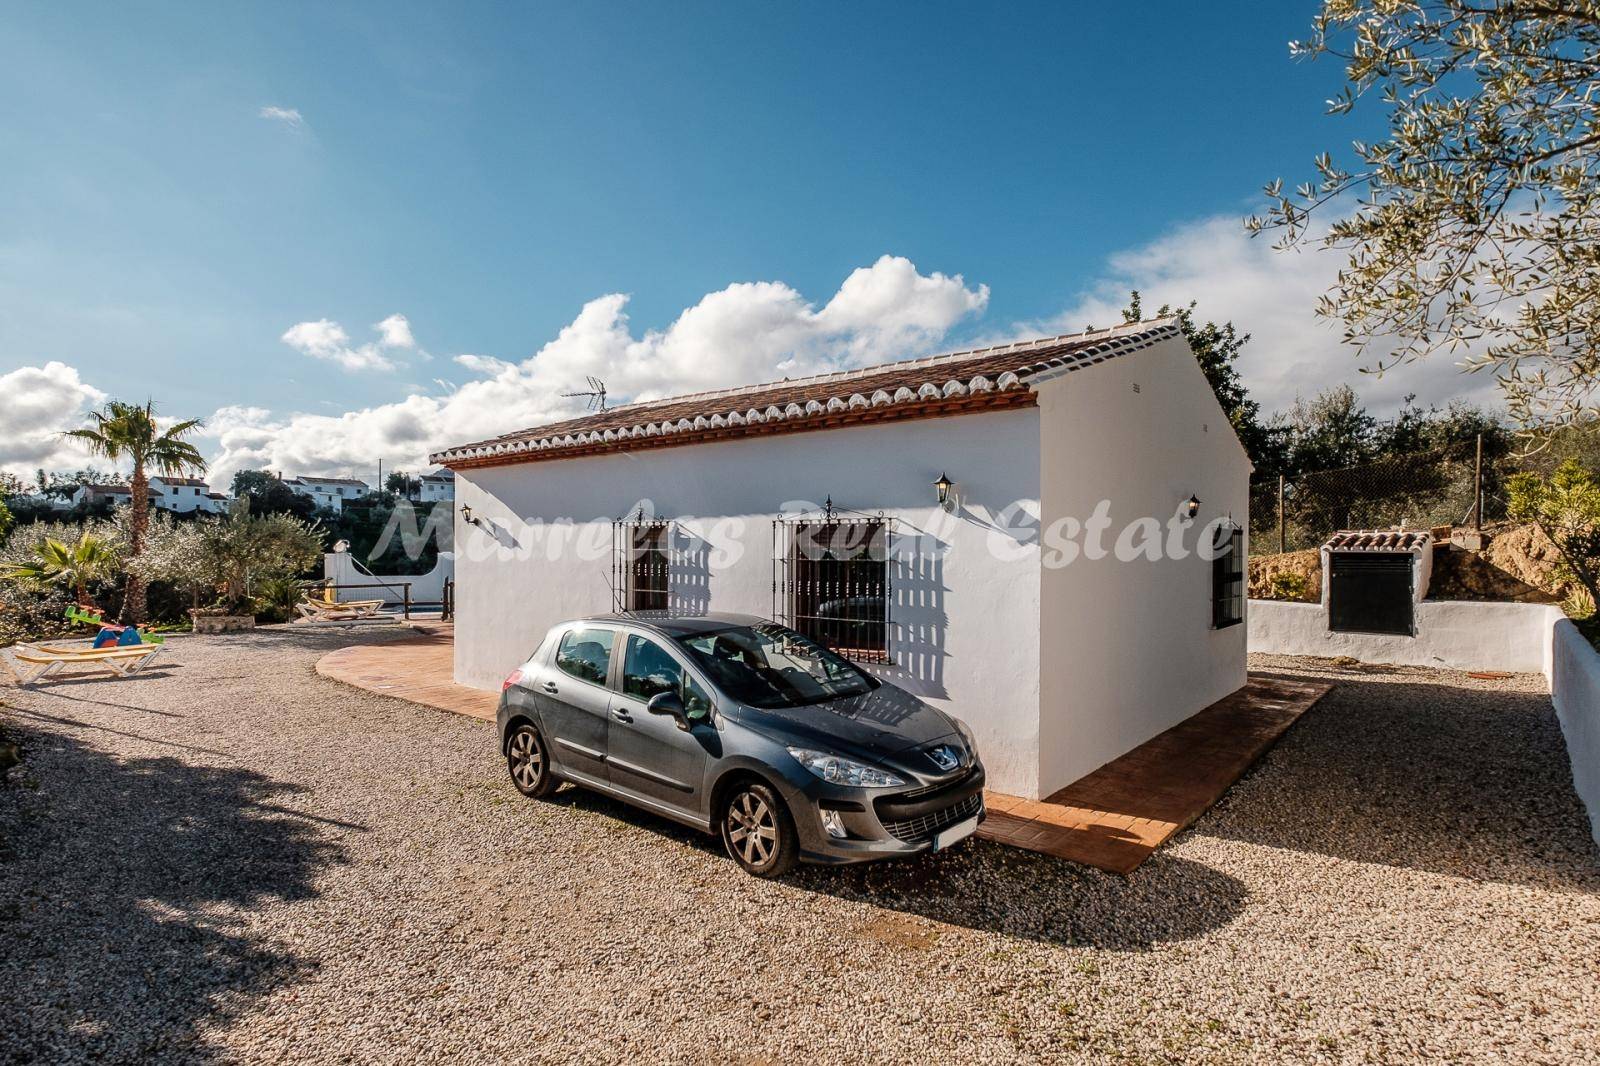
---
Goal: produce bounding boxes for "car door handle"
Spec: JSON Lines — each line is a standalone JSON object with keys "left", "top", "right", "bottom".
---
{"left": 611, "top": 707, "right": 633, "bottom": 722}
{"left": 541, "top": 681, "right": 559, "bottom": 694}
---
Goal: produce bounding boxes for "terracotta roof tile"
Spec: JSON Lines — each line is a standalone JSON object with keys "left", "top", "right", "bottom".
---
{"left": 433, "top": 318, "right": 1180, "bottom": 468}
{"left": 1322, "top": 530, "right": 1433, "bottom": 552}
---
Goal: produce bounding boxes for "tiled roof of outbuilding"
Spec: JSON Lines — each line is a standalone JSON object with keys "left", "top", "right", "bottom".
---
{"left": 1322, "top": 530, "right": 1433, "bottom": 553}
{"left": 432, "top": 318, "right": 1181, "bottom": 469}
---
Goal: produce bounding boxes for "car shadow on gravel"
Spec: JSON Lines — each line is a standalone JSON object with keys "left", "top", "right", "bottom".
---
{"left": 543, "top": 784, "right": 1248, "bottom": 951}
{"left": 0, "top": 720, "right": 350, "bottom": 1062}
{"left": 1202, "top": 675, "right": 1600, "bottom": 892}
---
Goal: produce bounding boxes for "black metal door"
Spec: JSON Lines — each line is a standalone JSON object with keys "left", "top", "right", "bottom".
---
{"left": 1328, "top": 552, "right": 1414, "bottom": 635}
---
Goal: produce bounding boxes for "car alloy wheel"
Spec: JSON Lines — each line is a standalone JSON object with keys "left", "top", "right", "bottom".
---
{"left": 721, "top": 782, "right": 797, "bottom": 877}
{"left": 506, "top": 724, "right": 556, "bottom": 798}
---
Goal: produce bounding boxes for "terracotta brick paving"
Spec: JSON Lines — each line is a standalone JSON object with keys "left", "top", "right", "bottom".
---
{"left": 976, "top": 675, "right": 1332, "bottom": 874}
{"left": 315, "top": 629, "right": 1328, "bottom": 875}
{"left": 315, "top": 624, "right": 497, "bottom": 721}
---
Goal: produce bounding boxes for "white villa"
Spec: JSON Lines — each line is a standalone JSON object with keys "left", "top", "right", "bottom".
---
{"left": 71, "top": 479, "right": 228, "bottom": 514}
{"left": 150, "top": 476, "right": 228, "bottom": 514}
{"left": 432, "top": 318, "right": 1251, "bottom": 800}
{"left": 285, "top": 476, "right": 370, "bottom": 513}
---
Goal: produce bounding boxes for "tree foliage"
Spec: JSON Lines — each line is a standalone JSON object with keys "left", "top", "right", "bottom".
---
{"left": 189, "top": 514, "right": 323, "bottom": 614}
{"left": 1252, "top": 1, "right": 1600, "bottom": 427}
{"left": 2, "top": 531, "right": 121, "bottom": 606}
{"left": 65, "top": 400, "right": 206, "bottom": 622}
{"left": 1508, "top": 457, "right": 1600, "bottom": 606}
{"left": 231, "top": 469, "right": 318, "bottom": 520}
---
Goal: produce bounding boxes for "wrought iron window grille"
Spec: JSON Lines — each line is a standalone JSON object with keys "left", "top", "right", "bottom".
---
{"left": 612, "top": 510, "right": 676, "bottom": 613}
{"left": 1211, "top": 522, "right": 1245, "bottom": 629}
{"left": 773, "top": 497, "right": 894, "bottom": 664}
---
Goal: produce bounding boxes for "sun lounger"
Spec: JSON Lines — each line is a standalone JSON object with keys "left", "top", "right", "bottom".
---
{"left": 0, "top": 641, "right": 166, "bottom": 685}
{"left": 296, "top": 598, "right": 387, "bottom": 621}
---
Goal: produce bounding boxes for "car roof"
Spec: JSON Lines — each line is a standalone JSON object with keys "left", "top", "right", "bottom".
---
{"left": 562, "top": 611, "right": 769, "bottom": 637}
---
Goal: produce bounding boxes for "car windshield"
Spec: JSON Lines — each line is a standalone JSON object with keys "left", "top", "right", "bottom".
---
{"left": 676, "top": 622, "right": 877, "bottom": 709}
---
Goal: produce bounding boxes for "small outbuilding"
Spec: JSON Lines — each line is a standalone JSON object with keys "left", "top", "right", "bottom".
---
{"left": 1322, "top": 529, "right": 1433, "bottom": 637}
{"left": 433, "top": 318, "right": 1251, "bottom": 799}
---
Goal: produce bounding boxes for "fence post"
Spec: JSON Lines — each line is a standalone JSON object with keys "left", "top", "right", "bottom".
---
{"left": 1277, "top": 474, "right": 1286, "bottom": 555}
{"left": 403, "top": 583, "right": 411, "bottom": 621}
{"left": 1474, "top": 433, "right": 1484, "bottom": 532}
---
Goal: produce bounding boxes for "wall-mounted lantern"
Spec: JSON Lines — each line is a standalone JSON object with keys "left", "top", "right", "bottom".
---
{"left": 934, "top": 472, "right": 955, "bottom": 510}
{"left": 1185, "top": 494, "right": 1202, "bottom": 520}
{"left": 460, "top": 503, "right": 480, "bottom": 528}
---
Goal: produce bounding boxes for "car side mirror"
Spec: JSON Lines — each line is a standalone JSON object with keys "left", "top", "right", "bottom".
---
{"left": 646, "top": 690, "right": 689, "bottom": 728}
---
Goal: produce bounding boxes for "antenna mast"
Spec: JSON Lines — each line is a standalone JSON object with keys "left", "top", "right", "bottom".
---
{"left": 561, "top": 376, "right": 608, "bottom": 412}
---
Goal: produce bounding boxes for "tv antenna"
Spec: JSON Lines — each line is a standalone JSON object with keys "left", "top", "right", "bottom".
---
{"left": 561, "top": 376, "right": 608, "bottom": 412}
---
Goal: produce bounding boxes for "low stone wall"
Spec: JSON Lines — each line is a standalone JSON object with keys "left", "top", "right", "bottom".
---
{"left": 1248, "top": 599, "right": 1562, "bottom": 674}
{"left": 1551, "top": 619, "right": 1600, "bottom": 847}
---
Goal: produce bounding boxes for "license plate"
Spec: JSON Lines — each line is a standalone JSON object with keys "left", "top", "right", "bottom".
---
{"left": 932, "top": 815, "right": 978, "bottom": 852}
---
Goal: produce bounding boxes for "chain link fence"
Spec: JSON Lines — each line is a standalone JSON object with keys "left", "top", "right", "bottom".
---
{"left": 1251, "top": 438, "right": 1504, "bottom": 556}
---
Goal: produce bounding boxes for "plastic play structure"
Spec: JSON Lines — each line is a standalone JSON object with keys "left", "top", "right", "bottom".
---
{"left": 63, "top": 604, "right": 165, "bottom": 646}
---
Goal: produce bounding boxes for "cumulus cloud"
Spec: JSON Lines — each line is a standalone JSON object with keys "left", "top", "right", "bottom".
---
{"left": 204, "top": 255, "right": 988, "bottom": 482}
{"left": 258, "top": 105, "right": 304, "bottom": 128}
{"left": 0, "top": 362, "right": 108, "bottom": 478}
{"left": 281, "top": 318, "right": 402, "bottom": 372}
{"left": 375, "top": 313, "right": 415, "bottom": 349}
{"left": 1037, "top": 214, "right": 1505, "bottom": 416}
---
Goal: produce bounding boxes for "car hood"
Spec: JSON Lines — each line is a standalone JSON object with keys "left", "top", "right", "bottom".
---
{"left": 735, "top": 682, "right": 958, "bottom": 761}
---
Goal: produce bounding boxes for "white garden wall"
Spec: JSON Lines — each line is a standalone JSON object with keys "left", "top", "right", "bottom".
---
{"left": 1551, "top": 619, "right": 1600, "bottom": 847}
{"left": 1248, "top": 599, "right": 1562, "bottom": 674}
{"left": 324, "top": 552, "right": 455, "bottom": 606}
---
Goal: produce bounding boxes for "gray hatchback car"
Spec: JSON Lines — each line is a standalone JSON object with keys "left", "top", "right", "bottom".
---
{"left": 496, "top": 612, "right": 986, "bottom": 876}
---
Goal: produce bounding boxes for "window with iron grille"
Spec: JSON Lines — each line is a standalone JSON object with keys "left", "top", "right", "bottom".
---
{"left": 1211, "top": 523, "right": 1244, "bottom": 629}
{"left": 612, "top": 519, "right": 672, "bottom": 612}
{"left": 773, "top": 515, "right": 890, "bottom": 663}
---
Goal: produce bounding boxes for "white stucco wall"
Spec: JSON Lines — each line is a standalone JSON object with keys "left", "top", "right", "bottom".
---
{"left": 1034, "top": 337, "right": 1252, "bottom": 795}
{"left": 324, "top": 552, "right": 455, "bottom": 605}
{"left": 453, "top": 410, "right": 1047, "bottom": 796}
{"left": 1248, "top": 599, "right": 1563, "bottom": 674}
{"left": 1551, "top": 619, "right": 1600, "bottom": 847}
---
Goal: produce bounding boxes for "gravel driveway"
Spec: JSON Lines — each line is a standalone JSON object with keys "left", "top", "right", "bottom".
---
{"left": 1, "top": 632, "right": 1597, "bottom": 1064}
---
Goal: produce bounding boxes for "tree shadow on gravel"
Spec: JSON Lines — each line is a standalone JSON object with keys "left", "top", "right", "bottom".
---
{"left": 0, "top": 720, "right": 351, "bottom": 1062}
{"left": 543, "top": 784, "right": 1247, "bottom": 951}
{"left": 1202, "top": 674, "right": 1600, "bottom": 892}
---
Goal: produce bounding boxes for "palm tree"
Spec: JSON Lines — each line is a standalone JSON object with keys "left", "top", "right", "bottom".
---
{"left": 4, "top": 532, "right": 120, "bottom": 606}
{"left": 64, "top": 400, "right": 206, "bottom": 622}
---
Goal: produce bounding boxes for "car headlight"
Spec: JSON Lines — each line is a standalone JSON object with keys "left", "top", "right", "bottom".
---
{"left": 953, "top": 717, "right": 977, "bottom": 752}
{"left": 786, "top": 747, "right": 904, "bottom": 788}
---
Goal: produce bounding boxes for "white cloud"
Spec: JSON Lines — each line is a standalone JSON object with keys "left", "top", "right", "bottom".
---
{"left": 281, "top": 318, "right": 399, "bottom": 372}
{"left": 375, "top": 313, "right": 415, "bottom": 349}
{"left": 258, "top": 105, "right": 304, "bottom": 128}
{"left": 1038, "top": 214, "right": 1505, "bottom": 416}
{"left": 203, "top": 255, "right": 988, "bottom": 482}
{"left": 0, "top": 362, "right": 108, "bottom": 478}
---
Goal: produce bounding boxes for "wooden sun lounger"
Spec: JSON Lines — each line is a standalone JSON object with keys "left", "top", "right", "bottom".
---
{"left": 1, "top": 641, "right": 165, "bottom": 686}
{"left": 296, "top": 598, "right": 387, "bottom": 621}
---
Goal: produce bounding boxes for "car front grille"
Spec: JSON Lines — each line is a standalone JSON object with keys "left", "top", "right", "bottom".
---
{"left": 879, "top": 791, "right": 983, "bottom": 845}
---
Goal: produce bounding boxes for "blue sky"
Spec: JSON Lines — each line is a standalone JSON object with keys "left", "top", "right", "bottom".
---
{"left": 1, "top": 2, "right": 1491, "bottom": 481}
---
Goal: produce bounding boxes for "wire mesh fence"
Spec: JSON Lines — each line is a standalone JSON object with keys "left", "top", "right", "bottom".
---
{"left": 1251, "top": 439, "right": 1501, "bottom": 556}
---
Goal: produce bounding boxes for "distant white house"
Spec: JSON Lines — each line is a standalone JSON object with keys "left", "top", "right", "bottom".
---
{"left": 71, "top": 484, "right": 158, "bottom": 510}
{"left": 432, "top": 317, "right": 1252, "bottom": 800}
{"left": 285, "top": 476, "right": 370, "bottom": 513}
{"left": 70, "top": 480, "right": 228, "bottom": 515}
{"left": 419, "top": 470, "right": 455, "bottom": 503}
{"left": 150, "top": 476, "right": 228, "bottom": 514}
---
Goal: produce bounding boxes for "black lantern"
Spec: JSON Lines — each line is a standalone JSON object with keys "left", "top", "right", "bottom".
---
{"left": 460, "top": 504, "right": 475, "bottom": 525}
{"left": 934, "top": 472, "right": 954, "bottom": 508}
{"left": 1185, "top": 494, "right": 1201, "bottom": 519}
